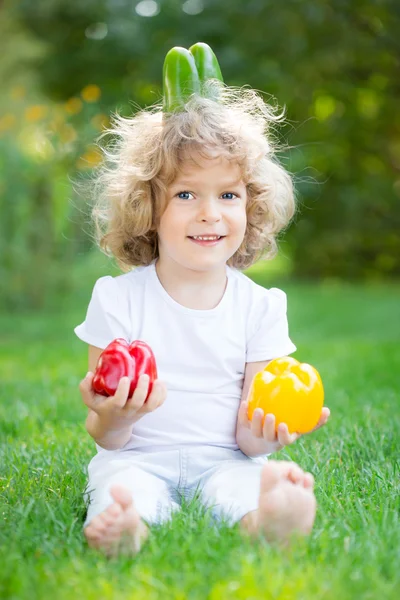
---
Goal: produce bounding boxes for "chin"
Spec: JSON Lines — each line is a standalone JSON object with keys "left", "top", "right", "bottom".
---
{"left": 188, "top": 256, "right": 231, "bottom": 272}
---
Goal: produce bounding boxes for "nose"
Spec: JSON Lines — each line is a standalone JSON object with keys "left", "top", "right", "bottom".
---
{"left": 196, "top": 198, "right": 222, "bottom": 223}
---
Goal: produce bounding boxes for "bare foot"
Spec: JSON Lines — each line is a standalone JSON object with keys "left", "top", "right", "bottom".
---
{"left": 84, "top": 484, "right": 149, "bottom": 557}
{"left": 240, "top": 461, "right": 317, "bottom": 544}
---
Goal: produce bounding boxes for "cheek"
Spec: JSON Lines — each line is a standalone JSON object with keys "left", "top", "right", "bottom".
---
{"left": 158, "top": 207, "right": 186, "bottom": 240}
{"left": 157, "top": 215, "right": 171, "bottom": 244}
{"left": 232, "top": 207, "right": 247, "bottom": 234}
{"left": 158, "top": 204, "right": 174, "bottom": 230}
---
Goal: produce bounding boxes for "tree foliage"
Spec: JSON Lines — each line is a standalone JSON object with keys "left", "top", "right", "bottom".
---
{"left": 1, "top": 0, "right": 399, "bottom": 307}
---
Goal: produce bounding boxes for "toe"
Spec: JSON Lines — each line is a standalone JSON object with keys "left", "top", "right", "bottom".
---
{"left": 103, "top": 502, "right": 123, "bottom": 523}
{"left": 84, "top": 525, "right": 94, "bottom": 539}
{"left": 84, "top": 524, "right": 102, "bottom": 544}
{"left": 304, "top": 473, "right": 315, "bottom": 489}
{"left": 259, "top": 461, "right": 283, "bottom": 495}
{"left": 287, "top": 464, "right": 306, "bottom": 485}
{"left": 109, "top": 484, "right": 133, "bottom": 510}
{"left": 89, "top": 515, "right": 107, "bottom": 534}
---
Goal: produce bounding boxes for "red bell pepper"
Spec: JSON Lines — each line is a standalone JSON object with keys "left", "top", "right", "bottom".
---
{"left": 92, "top": 338, "right": 158, "bottom": 400}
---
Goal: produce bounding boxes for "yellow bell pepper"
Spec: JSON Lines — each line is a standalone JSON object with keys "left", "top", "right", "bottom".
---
{"left": 247, "top": 356, "right": 324, "bottom": 434}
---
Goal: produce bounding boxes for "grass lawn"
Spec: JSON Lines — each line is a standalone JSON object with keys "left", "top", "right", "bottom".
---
{"left": 0, "top": 271, "right": 399, "bottom": 599}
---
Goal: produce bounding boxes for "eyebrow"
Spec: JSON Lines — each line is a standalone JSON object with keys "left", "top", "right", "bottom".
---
{"left": 171, "top": 179, "right": 243, "bottom": 187}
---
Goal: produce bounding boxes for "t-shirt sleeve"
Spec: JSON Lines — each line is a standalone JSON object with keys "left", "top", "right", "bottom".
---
{"left": 74, "top": 276, "right": 131, "bottom": 349}
{"left": 246, "top": 287, "right": 297, "bottom": 363}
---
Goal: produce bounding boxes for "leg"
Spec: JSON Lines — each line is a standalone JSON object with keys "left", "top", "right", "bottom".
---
{"left": 83, "top": 462, "right": 180, "bottom": 557}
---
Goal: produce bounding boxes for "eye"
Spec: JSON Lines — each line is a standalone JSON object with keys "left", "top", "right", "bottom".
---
{"left": 175, "top": 191, "right": 239, "bottom": 200}
{"left": 222, "top": 192, "right": 238, "bottom": 200}
{"left": 176, "top": 191, "right": 193, "bottom": 200}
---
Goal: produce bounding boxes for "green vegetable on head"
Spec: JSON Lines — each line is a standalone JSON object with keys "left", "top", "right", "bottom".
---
{"left": 162, "top": 42, "right": 224, "bottom": 114}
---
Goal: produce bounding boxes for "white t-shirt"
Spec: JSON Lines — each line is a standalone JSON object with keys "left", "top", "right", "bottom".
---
{"left": 74, "top": 260, "right": 297, "bottom": 454}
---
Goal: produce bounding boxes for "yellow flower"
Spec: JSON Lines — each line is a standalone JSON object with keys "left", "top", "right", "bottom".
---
{"left": 10, "top": 85, "right": 26, "bottom": 101}
{"left": 65, "top": 97, "right": 83, "bottom": 115}
{"left": 91, "top": 113, "right": 109, "bottom": 130}
{"left": 25, "top": 105, "right": 48, "bottom": 122}
{"left": 0, "top": 113, "right": 16, "bottom": 133}
{"left": 49, "top": 105, "right": 66, "bottom": 131}
{"left": 76, "top": 145, "right": 102, "bottom": 169}
{"left": 59, "top": 124, "right": 77, "bottom": 144}
{"left": 81, "top": 84, "right": 101, "bottom": 103}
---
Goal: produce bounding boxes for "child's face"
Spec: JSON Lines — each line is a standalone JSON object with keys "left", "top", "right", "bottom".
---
{"left": 158, "top": 151, "right": 247, "bottom": 272}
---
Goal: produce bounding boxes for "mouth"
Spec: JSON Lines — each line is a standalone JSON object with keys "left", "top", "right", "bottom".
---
{"left": 187, "top": 235, "right": 226, "bottom": 246}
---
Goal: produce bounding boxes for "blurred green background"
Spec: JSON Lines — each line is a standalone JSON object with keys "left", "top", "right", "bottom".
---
{"left": 1, "top": 0, "right": 399, "bottom": 311}
{"left": 1, "top": 5, "right": 399, "bottom": 596}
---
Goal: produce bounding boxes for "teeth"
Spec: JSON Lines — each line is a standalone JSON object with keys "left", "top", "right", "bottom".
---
{"left": 192, "top": 236, "right": 221, "bottom": 241}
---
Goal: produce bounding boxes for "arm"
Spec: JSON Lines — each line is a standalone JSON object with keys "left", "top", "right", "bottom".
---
{"left": 236, "top": 360, "right": 282, "bottom": 458}
{"left": 236, "top": 361, "right": 331, "bottom": 458}
{"left": 86, "top": 411, "right": 133, "bottom": 451}
{"left": 81, "top": 345, "right": 167, "bottom": 451}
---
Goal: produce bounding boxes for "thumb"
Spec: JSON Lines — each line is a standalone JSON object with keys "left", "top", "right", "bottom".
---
{"left": 79, "top": 372, "right": 95, "bottom": 408}
{"left": 238, "top": 400, "right": 250, "bottom": 428}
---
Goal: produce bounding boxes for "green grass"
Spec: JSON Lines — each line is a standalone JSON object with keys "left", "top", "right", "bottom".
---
{"left": 1, "top": 274, "right": 399, "bottom": 599}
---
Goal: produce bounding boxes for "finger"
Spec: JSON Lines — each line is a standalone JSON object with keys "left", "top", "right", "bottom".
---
{"left": 320, "top": 406, "right": 331, "bottom": 424}
{"left": 147, "top": 381, "right": 167, "bottom": 410}
{"left": 312, "top": 407, "right": 331, "bottom": 431}
{"left": 237, "top": 401, "right": 250, "bottom": 428}
{"left": 79, "top": 372, "right": 96, "bottom": 409}
{"left": 125, "top": 374, "right": 150, "bottom": 410}
{"left": 143, "top": 380, "right": 164, "bottom": 412}
{"left": 111, "top": 376, "right": 131, "bottom": 408}
{"left": 250, "top": 408, "right": 264, "bottom": 438}
{"left": 263, "top": 413, "right": 277, "bottom": 443}
{"left": 155, "top": 382, "right": 167, "bottom": 409}
{"left": 277, "top": 422, "right": 298, "bottom": 446}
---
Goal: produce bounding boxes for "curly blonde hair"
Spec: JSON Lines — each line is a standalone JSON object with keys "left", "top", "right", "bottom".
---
{"left": 90, "top": 80, "right": 296, "bottom": 271}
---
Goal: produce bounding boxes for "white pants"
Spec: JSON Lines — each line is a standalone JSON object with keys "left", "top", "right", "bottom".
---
{"left": 83, "top": 446, "right": 268, "bottom": 528}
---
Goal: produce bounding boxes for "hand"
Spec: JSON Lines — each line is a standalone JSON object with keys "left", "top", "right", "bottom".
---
{"left": 79, "top": 371, "right": 167, "bottom": 431}
{"left": 237, "top": 401, "right": 331, "bottom": 448}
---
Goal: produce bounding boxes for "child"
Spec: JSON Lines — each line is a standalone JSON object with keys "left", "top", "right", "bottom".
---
{"left": 75, "top": 54, "right": 330, "bottom": 556}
